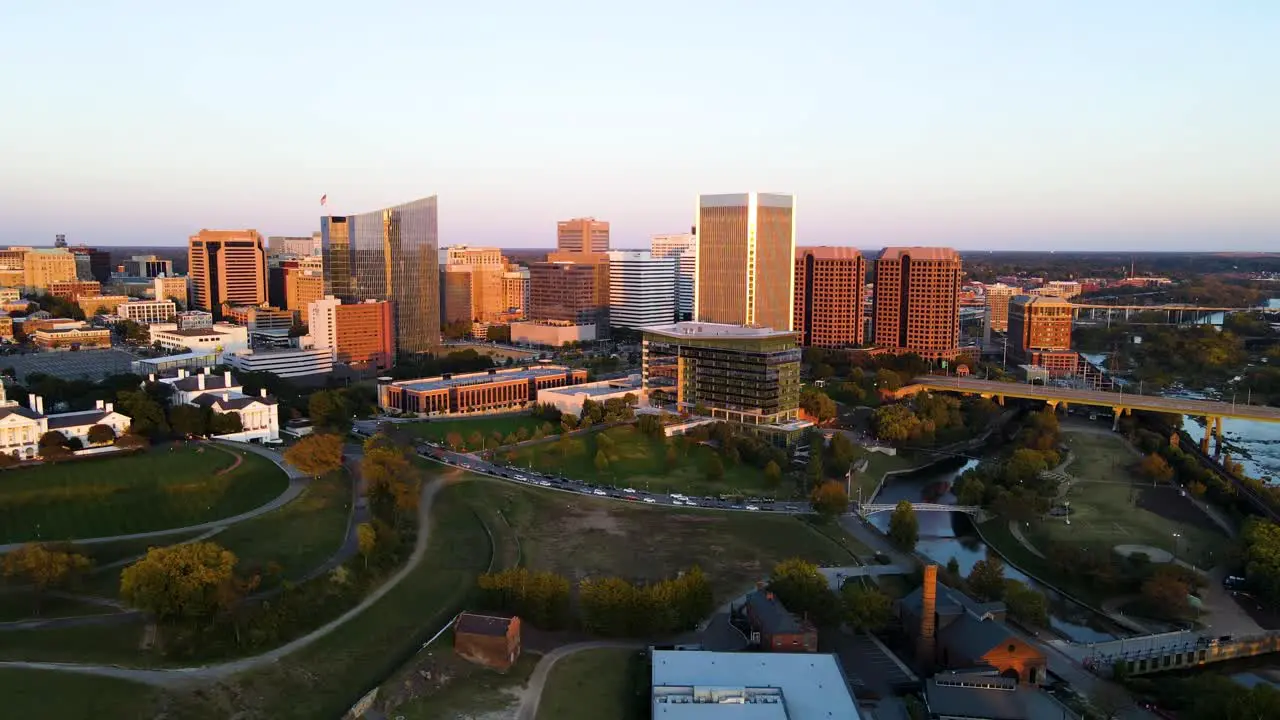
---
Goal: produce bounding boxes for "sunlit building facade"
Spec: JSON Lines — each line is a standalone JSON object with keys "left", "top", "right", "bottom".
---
{"left": 872, "top": 247, "right": 962, "bottom": 360}
{"left": 694, "top": 193, "right": 795, "bottom": 331}
{"left": 188, "top": 230, "right": 268, "bottom": 319}
{"left": 793, "top": 246, "right": 865, "bottom": 348}
{"left": 322, "top": 196, "right": 440, "bottom": 355}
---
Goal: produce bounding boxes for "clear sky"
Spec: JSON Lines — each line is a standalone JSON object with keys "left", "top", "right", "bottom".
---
{"left": 2, "top": 1, "right": 1277, "bottom": 250}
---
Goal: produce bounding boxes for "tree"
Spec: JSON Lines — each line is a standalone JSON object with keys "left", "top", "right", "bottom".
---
{"left": 1003, "top": 580, "right": 1049, "bottom": 627}
{"left": 38, "top": 430, "right": 68, "bottom": 449}
{"left": 362, "top": 440, "right": 420, "bottom": 525}
{"left": 468, "top": 430, "right": 484, "bottom": 449}
{"left": 825, "top": 432, "right": 858, "bottom": 476}
{"left": 1141, "top": 567, "right": 1192, "bottom": 619}
{"left": 810, "top": 481, "right": 850, "bottom": 518}
{"left": 86, "top": 424, "right": 116, "bottom": 446}
{"left": 705, "top": 454, "right": 724, "bottom": 481}
{"left": 168, "top": 404, "right": 208, "bottom": 437}
{"left": 208, "top": 411, "right": 243, "bottom": 435}
{"left": 967, "top": 557, "right": 1006, "bottom": 602}
{"left": 116, "top": 390, "right": 169, "bottom": 438}
{"left": 308, "top": 389, "right": 352, "bottom": 433}
{"left": 1138, "top": 453, "right": 1174, "bottom": 484}
{"left": 946, "top": 556, "right": 961, "bottom": 577}
{"left": 871, "top": 404, "right": 921, "bottom": 445}
{"left": 887, "top": 500, "right": 918, "bottom": 551}
{"left": 356, "top": 522, "right": 377, "bottom": 569}
{"left": 769, "top": 558, "right": 841, "bottom": 626}
{"left": 1, "top": 543, "right": 92, "bottom": 614}
{"left": 876, "top": 369, "right": 903, "bottom": 391}
{"left": 799, "top": 387, "right": 837, "bottom": 423}
{"left": 841, "top": 582, "right": 893, "bottom": 632}
{"left": 594, "top": 449, "right": 609, "bottom": 473}
{"left": 764, "top": 460, "right": 782, "bottom": 486}
{"left": 445, "top": 431, "right": 465, "bottom": 451}
{"left": 284, "top": 433, "right": 345, "bottom": 477}
{"left": 119, "top": 542, "right": 239, "bottom": 622}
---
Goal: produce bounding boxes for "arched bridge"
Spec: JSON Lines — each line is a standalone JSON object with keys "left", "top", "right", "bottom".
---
{"left": 857, "top": 503, "right": 982, "bottom": 517}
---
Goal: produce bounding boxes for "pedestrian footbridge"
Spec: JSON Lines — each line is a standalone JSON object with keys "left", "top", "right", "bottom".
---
{"left": 856, "top": 502, "right": 982, "bottom": 517}
{"left": 1083, "top": 629, "right": 1280, "bottom": 677}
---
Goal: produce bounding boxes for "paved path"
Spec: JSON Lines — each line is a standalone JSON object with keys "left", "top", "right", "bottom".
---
{"left": 0, "top": 476, "right": 444, "bottom": 688}
{"left": 515, "top": 641, "right": 646, "bottom": 720}
{"left": 1008, "top": 521, "right": 1046, "bottom": 558}
{"left": 0, "top": 442, "right": 307, "bottom": 554}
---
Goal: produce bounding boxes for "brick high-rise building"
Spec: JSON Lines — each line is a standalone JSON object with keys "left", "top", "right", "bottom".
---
{"left": 445, "top": 245, "right": 505, "bottom": 266}
{"left": 321, "top": 196, "right": 440, "bottom": 355}
{"left": 528, "top": 252, "right": 610, "bottom": 332}
{"left": 23, "top": 249, "right": 79, "bottom": 291}
{"left": 188, "top": 230, "right": 267, "bottom": 319}
{"left": 794, "top": 246, "right": 865, "bottom": 348}
{"left": 556, "top": 217, "right": 609, "bottom": 253}
{"left": 439, "top": 251, "right": 508, "bottom": 324}
{"left": 984, "top": 283, "right": 1017, "bottom": 333}
{"left": 502, "top": 267, "right": 530, "bottom": 319}
{"left": 309, "top": 296, "right": 395, "bottom": 370}
{"left": 695, "top": 193, "right": 795, "bottom": 331}
{"left": 1008, "top": 295, "right": 1077, "bottom": 374}
{"left": 872, "top": 247, "right": 962, "bottom": 360}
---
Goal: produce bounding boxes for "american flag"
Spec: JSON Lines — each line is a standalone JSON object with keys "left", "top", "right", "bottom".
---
{"left": 320, "top": 194, "right": 327, "bottom": 206}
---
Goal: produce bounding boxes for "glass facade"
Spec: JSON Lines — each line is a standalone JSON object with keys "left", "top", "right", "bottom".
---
{"left": 323, "top": 196, "right": 440, "bottom": 355}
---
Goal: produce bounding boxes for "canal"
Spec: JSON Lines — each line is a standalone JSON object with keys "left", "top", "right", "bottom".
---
{"left": 868, "top": 456, "right": 1124, "bottom": 643}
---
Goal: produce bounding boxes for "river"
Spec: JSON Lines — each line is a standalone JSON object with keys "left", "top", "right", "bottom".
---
{"left": 869, "top": 458, "right": 1122, "bottom": 643}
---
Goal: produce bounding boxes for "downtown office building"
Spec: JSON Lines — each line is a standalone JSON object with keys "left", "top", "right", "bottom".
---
{"left": 322, "top": 196, "right": 440, "bottom": 355}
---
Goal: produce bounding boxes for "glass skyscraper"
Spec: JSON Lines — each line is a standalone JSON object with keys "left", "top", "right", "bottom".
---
{"left": 321, "top": 196, "right": 440, "bottom": 355}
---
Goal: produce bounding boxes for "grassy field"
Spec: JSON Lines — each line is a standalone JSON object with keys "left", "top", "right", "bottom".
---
{"left": 537, "top": 648, "right": 646, "bottom": 720}
{"left": 0, "top": 620, "right": 148, "bottom": 664}
{"left": 214, "top": 469, "right": 352, "bottom": 581}
{"left": 0, "top": 445, "right": 288, "bottom": 543}
{"left": 454, "top": 477, "right": 860, "bottom": 600}
{"left": 507, "top": 425, "right": 783, "bottom": 498}
{"left": 399, "top": 414, "right": 557, "bottom": 447}
{"left": 853, "top": 451, "right": 926, "bottom": 500}
{"left": 1034, "top": 430, "right": 1229, "bottom": 567}
{"left": 0, "top": 591, "right": 117, "bottom": 623}
{"left": 0, "top": 669, "right": 159, "bottom": 719}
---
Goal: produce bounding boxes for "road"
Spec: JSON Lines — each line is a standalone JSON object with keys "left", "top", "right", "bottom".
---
{"left": 0, "top": 441, "right": 308, "bottom": 554}
{"left": 0, "top": 470, "right": 445, "bottom": 688}
{"left": 515, "top": 641, "right": 646, "bottom": 720}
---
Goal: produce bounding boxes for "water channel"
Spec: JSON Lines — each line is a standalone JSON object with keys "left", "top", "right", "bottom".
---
{"left": 868, "top": 457, "right": 1123, "bottom": 643}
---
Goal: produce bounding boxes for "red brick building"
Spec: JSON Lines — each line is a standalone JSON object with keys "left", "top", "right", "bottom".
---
{"left": 742, "top": 588, "right": 818, "bottom": 653}
{"left": 453, "top": 612, "right": 521, "bottom": 671}
{"left": 794, "top": 246, "right": 866, "bottom": 348}
{"left": 872, "top": 247, "right": 962, "bottom": 360}
{"left": 1008, "top": 295, "right": 1078, "bottom": 375}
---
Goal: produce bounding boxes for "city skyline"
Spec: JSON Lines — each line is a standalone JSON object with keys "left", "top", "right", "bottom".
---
{"left": 3, "top": 2, "right": 1277, "bottom": 251}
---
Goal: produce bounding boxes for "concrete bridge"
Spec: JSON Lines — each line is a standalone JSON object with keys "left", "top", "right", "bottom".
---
{"left": 856, "top": 502, "right": 982, "bottom": 517}
{"left": 1082, "top": 629, "right": 1280, "bottom": 677}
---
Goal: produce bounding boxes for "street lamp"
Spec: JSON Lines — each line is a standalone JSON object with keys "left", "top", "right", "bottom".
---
{"left": 1171, "top": 532, "right": 1182, "bottom": 563}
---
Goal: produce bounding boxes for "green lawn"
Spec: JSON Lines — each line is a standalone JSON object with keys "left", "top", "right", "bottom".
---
{"left": 0, "top": 445, "right": 288, "bottom": 543}
{"left": 214, "top": 469, "right": 352, "bottom": 581}
{"left": 0, "top": 669, "right": 159, "bottom": 720}
{"left": 0, "top": 590, "right": 118, "bottom": 623}
{"left": 0, "top": 620, "right": 148, "bottom": 664}
{"left": 398, "top": 414, "right": 557, "bottom": 448}
{"left": 853, "top": 451, "right": 926, "bottom": 501}
{"left": 537, "top": 648, "right": 646, "bottom": 720}
{"left": 454, "top": 477, "right": 860, "bottom": 601}
{"left": 506, "top": 425, "right": 786, "bottom": 498}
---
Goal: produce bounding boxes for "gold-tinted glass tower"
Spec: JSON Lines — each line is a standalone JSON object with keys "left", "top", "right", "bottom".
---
{"left": 694, "top": 193, "right": 795, "bottom": 331}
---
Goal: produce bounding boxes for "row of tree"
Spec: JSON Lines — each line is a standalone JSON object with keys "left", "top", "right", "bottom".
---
{"left": 767, "top": 558, "right": 894, "bottom": 632}
{"left": 477, "top": 567, "right": 572, "bottom": 629}
{"left": 871, "top": 394, "right": 999, "bottom": 447}
{"left": 579, "top": 567, "right": 715, "bottom": 637}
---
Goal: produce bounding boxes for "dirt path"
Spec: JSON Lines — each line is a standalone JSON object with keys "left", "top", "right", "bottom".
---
{"left": 515, "top": 641, "right": 646, "bottom": 720}
{"left": 208, "top": 443, "right": 244, "bottom": 475}
{"left": 0, "top": 477, "right": 443, "bottom": 688}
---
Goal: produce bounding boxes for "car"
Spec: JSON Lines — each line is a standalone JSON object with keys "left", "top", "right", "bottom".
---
{"left": 642, "top": 497, "right": 656, "bottom": 503}
{"left": 745, "top": 505, "right": 760, "bottom": 511}
{"left": 671, "top": 493, "right": 686, "bottom": 500}
{"left": 593, "top": 489, "right": 607, "bottom": 496}
{"left": 622, "top": 487, "right": 637, "bottom": 493}
{"left": 624, "top": 494, "right": 639, "bottom": 501}
{"left": 684, "top": 499, "right": 699, "bottom": 506}
{"left": 538, "top": 480, "right": 551, "bottom": 487}
{"left": 672, "top": 500, "right": 685, "bottom": 506}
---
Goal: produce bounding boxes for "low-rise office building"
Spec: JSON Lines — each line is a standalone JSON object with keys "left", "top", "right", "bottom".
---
{"left": 76, "top": 294, "right": 131, "bottom": 317}
{"left": 225, "top": 346, "right": 335, "bottom": 379}
{"left": 49, "top": 279, "right": 102, "bottom": 301}
{"left": 510, "top": 320, "right": 596, "bottom": 347}
{"left": 117, "top": 299, "right": 177, "bottom": 325}
{"left": 535, "top": 374, "right": 643, "bottom": 417}
{"left": 225, "top": 305, "right": 294, "bottom": 331}
{"left": 651, "top": 649, "right": 860, "bottom": 720}
{"left": 149, "top": 321, "right": 249, "bottom": 359}
{"left": 378, "top": 365, "right": 588, "bottom": 416}
{"left": 0, "top": 313, "right": 11, "bottom": 341}
{"left": 132, "top": 350, "right": 219, "bottom": 376}
{"left": 33, "top": 321, "right": 112, "bottom": 351}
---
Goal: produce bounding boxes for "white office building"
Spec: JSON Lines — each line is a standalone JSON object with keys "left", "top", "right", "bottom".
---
{"left": 650, "top": 233, "right": 697, "bottom": 321}
{"left": 117, "top": 299, "right": 177, "bottom": 325}
{"left": 148, "top": 321, "right": 249, "bottom": 360}
{"left": 226, "top": 346, "right": 335, "bottom": 379}
{"left": 607, "top": 250, "right": 675, "bottom": 330}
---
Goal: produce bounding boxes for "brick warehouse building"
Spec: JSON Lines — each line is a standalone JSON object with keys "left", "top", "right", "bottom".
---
{"left": 794, "top": 246, "right": 866, "bottom": 348}
{"left": 453, "top": 613, "right": 522, "bottom": 671}
{"left": 377, "top": 365, "right": 587, "bottom": 415}
{"left": 872, "top": 247, "right": 962, "bottom": 360}
{"left": 1008, "top": 295, "right": 1078, "bottom": 375}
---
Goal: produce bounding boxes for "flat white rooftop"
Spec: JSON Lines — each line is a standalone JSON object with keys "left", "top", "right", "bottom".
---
{"left": 641, "top": 322, "right": 794, "bottom": 341}
{"left": 651, "top": 650, "right": 859, "bottom": 719}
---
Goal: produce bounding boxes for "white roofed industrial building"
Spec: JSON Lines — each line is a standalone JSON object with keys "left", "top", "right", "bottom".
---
{"left": 650, "top": 650, "right": 860, "bottom": 719}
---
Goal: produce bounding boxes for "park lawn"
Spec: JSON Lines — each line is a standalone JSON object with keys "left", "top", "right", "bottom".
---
{"left": 0, "top": 444, "right": 288, "bottom": 543}
{"left": 0, "top": 669, "right": 160, "bottom": 720}
{"left": 399, "top": 414, "right": 556, "bottom": 448}
{"left": 156, "top": 470, "right": 505, "bottom": 720}
{"left": 1035, "top": 430, "right": 1230, "bottom": 568}
{"left": 75, "top": 530, "right": 209, "bottom": 568}
{"left": 213, "top": 469, "right": 352, "bottom": 581}
{"left": 537, "top": 648, "right": 647, "bottom": 720}
{"left": 384, "top": 633, "right": 538, "bottom": 719}
{"left": 0, "top": 590, "right": 119, "bottom": 622}
{"left": 853, "top": 451, "right": 927, "bottom": 501}
{"left": 0, "top": 619, "right": 152, "bottom": 664}
{"left": 506, "top": 425, "right": 786, "bottom": 498}
{"left": 452, "top": 478, "right": 859, "bottom": 601}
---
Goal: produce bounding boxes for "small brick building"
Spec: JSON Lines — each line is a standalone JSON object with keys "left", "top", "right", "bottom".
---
{"left": 742, "top": 589, "right": 818, "bottom": 653}
{"left": 453, "top": 612, "right": 522, "bottom": 671}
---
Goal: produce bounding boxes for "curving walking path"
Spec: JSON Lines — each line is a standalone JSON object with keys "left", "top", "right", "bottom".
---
{"left": 0, "top": 477, "right": 443, "bottom": 688}
{"left": 515, "top": 641, "right": 646, "bottom": 720}
{"left": 0, "top": 441, "right": 308, "bottom": 554}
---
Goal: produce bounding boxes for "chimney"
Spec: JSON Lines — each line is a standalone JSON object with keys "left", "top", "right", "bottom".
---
{"left": 178, "top": 369, "right": 186, "bottom": 378}
{"left": 35, "top": 396, "right": 44, "bottom": 415}
{"left": 204, "top": 367, "right": 211, "bottom": 375}
{"left": 27, "top": 393, "right": 36, "bottom": 410}
{"left": 260, "top": 388, "right": 267, "bottom": 398}
{"left": 222, "top": 392, "right": 230, "bottom": 402}
{"left": 224, "top": 371, "right": 232, "bottom": 386}
{"left": 917, "top": 565, "right": 938, "bottom": 672}
{"left": 96, "top": 400, "right": 104, "bottom": 410}
{"left": 198, "top": 374, "right": 205, "bottom": 390}
{"left": 149, "top": 373, "right": 156, "bottom": 383}
{"left": 105, "top": 402, "right": 113, "bottom": 413}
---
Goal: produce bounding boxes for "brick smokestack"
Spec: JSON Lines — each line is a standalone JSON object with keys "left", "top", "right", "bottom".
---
{"left": 918, "top": 564, "right": 938, "bottom": 671}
